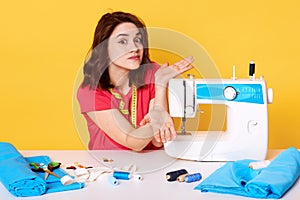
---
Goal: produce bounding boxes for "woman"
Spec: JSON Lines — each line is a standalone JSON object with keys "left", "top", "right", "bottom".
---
{"left": 77, "top": 11, "right": 193, "bottom": 151}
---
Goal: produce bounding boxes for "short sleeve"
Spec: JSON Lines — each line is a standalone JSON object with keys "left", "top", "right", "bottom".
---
{"left": 77, "top": 85, "right": 112, "bottom": 113}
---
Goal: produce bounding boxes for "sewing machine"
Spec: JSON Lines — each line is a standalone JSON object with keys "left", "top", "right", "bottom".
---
{"left": 164, "top": 64, "right": 273, "bottom": 161}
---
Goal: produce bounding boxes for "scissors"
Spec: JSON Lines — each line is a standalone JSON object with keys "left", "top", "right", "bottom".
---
{"left": 29, "top": 162, "right": 61, "bottom": 180}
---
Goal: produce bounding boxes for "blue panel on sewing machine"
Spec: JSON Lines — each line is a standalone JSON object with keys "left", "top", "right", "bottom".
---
{"left": 196, "top": 84, "right": 264, "bottom": 104}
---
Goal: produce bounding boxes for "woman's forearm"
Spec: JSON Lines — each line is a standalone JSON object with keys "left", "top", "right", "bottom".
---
{"left": 125, "top": 123, "right": 157, "bottom": 151}
{"left": 87, "top": 110, "right": 159, "bottom": 151}
{"left": 154, "top": 85, "right": 168, "bottom": 110}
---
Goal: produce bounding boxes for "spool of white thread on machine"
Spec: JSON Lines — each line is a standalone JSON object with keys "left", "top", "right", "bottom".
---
{"left": 232, "top": 65, "right": 237, "bottom": 80}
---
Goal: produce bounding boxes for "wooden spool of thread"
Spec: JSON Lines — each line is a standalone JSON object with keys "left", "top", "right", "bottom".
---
{"left": 177, "top": 173, "right": 188, "bottom": 182}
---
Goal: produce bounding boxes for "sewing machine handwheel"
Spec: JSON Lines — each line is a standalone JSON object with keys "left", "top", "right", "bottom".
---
{"left": 223, "top": 86, "right": 237, "bottom": 100}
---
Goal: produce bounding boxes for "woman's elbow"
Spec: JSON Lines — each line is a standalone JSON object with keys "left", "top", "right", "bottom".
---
{"left": 125, "top": 137, "right": 150, "bottom": 152}
{"left": 131, "top": 146, "right": 144, "bottom": 152}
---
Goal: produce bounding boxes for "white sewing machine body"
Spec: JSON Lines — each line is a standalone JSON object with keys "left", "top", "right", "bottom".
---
{"left": 165, "top": 77, "right": 273, "bottom": 161}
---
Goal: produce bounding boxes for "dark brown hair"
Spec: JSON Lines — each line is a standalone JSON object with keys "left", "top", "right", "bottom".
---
{"left": 81, "top": 11, "right": 151, "bottom": 90}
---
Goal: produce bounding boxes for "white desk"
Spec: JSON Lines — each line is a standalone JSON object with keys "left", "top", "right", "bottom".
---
{"left": 0, "top": 150, "right": 299, "bottom": 200}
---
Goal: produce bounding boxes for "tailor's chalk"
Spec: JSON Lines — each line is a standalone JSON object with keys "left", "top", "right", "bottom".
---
{"left": 166, "top": 169, "right": 188, "bottom": 182}
{"left": 108, "top": 175, "right": 119, "bottom": 186}
{"left": 184, "top": 173, "right": 202, "bottom": 183}
{"left": 113, "top": 171, "right": 131, "bottom": 180}
{"left": 177, "top": 173, "right": 188, "bottom": 182}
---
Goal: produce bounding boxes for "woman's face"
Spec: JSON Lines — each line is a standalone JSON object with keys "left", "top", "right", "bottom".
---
{"left": 108, "top": 22, "right": 144, "bottom": 70}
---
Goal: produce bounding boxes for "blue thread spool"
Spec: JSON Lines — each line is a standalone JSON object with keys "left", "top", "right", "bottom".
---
{"left": 184, "top": 173, "right": 202, "bottom": 183}
{"left": 108, "top": 175, "right": 119, "bottom": 186}
{"left": 113, "top": 171, "right": 131, "bottom": 180}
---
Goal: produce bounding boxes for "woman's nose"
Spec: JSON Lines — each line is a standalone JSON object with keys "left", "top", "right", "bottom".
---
{"left": 128, "top": 41, "right": 139, "bottom": 52}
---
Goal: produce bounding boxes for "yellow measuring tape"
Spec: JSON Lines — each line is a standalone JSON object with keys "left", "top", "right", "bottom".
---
{"left": 108, "top": 85, "right": 137, "bottom": 128}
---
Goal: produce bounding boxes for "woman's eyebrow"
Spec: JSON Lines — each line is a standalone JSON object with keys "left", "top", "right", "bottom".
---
{"left": 116, "top": 33, "right": 129, "bottom": 38}
{"left": 116, "top": 32, "right": 142, "bottom": 38}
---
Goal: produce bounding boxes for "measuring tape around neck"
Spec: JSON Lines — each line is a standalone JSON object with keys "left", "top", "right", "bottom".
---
{"left": 108, "top": 85, "right": 137, "bottom": 128}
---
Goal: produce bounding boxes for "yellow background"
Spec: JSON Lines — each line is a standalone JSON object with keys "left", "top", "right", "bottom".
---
{"left": 0, "top": 0, "right": 299, "bottom": 150}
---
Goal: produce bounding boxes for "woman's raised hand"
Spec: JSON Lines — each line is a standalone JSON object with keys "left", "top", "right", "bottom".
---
{"left": 155, "top": 56, "right": 194, "bottom": 87}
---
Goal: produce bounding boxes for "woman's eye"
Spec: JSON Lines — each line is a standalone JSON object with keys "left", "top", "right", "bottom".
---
{"left": 134, "top": 37, "right": 142, "bottom": 44}
{"left": 118, "top": 39, "right": 127, "bottom": 45}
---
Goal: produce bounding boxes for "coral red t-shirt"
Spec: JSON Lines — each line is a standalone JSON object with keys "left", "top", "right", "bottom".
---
{"left": 77, "top": 63, "right": 160, "bottom": 150}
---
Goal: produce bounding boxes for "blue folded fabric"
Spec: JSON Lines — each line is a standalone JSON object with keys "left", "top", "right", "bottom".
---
{"left": 195, "top": 147, "right": 300, "bottom": 199}
{"left": 0, "top": 142, "right": 47, "bottom": 197}
{"left": 0, "top": 142, "right": 84, "bottom": 197}
{"left": 25, "top": 156, "right": 85, "bottom": 194}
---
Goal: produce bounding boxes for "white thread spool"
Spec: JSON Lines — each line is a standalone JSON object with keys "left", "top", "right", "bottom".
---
{"left": 232, "top": 65, "right": 237, "bottom": 80}
{"left": 108, "top": 175, "right": 119, "bottom": 186}
{"left": 133, "top": 174, "right": 143, "bottom": 181}
{"left": 249, "top": 160, "right": 271, "bottom": 170}
{"left": 60, "top": 175, "right": 76, "bottom": 186}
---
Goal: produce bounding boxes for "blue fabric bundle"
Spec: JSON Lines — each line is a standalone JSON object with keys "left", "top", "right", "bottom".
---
{"left": 195, "top": 147, "right": 300, "bottom": 199}
{"left": 25, "top": 156, "right": 85, "bottom": 194}
{"left": 0, "top": 142, "right": 84, "bottom": 197}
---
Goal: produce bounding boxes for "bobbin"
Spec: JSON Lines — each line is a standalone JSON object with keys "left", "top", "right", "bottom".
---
{"left": 108, "top": 175, "right": 119, "bottom": 186}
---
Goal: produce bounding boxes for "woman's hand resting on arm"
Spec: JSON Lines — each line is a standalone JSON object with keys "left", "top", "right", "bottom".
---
{"left": 140, "top": 106, "right": 176, "bottom": 145}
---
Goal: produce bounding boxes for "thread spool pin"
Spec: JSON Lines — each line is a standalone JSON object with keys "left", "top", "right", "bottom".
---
{"left": 249, "top": 61, "right": 255, "bottom": 80}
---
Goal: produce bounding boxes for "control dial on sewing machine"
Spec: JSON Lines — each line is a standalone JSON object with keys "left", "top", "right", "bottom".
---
{"left": 223, "top": 86, "right": 237, "bottom": 100}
